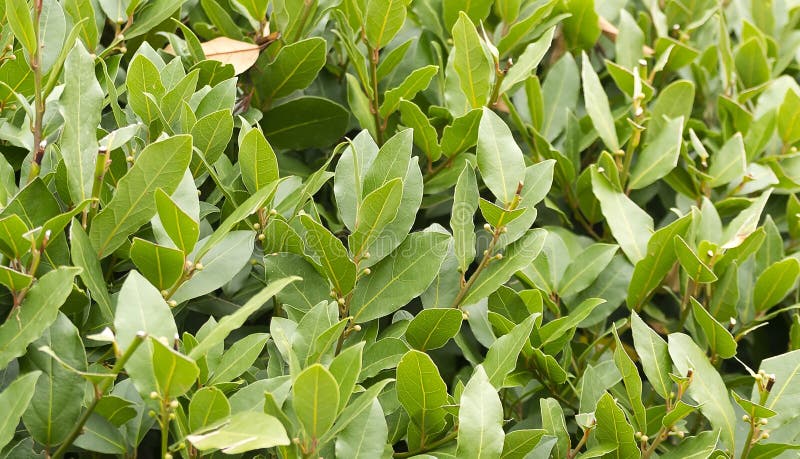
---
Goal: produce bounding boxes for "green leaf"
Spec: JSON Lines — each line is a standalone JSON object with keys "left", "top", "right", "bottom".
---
{"left": 0, "top": 267, "right": 80, "bottom": 370}
{"left": 441, "top": 108, "right": 483, "bottom": 157}
{"left": 397, "top": 350, "right": 448, "bottom": 441}
{"left": 329, "top": 342, "right": 364, "bottom": 412}
{"left": 648, "top": 80, "right": 695, "bottom": 139}
{"left": 452, "top": 12, "right": 493, "bottom": 109}
{"left": 114, "top": 271, "right": 177, "bottom": 395}
{"left": 452, "top": 165, "right": 479, "bottom": 272}
{"left": 364, "top": 0, "right": 411, "bottom": 49}
{"left": 208, "top": 333, "right": 268, "bottom": 385}
{"left": 335, "top": 399, "right": 388, "bottom": 459}
{"left": 756, "top": 349, "right": 800, "bottom": 445}
{"left": 239, "top": 128, "right": 279, "bottom": 194}
{"left": 561, "top": 0, "right": 600, "bottom": 51}
{"left": 126, "top": 54, "right": 166, "bottom": 124}
{"left": 60, "top": 42, "right": 102, "bottom": 205}
{"left": 592, "top": 168, "right": 654, "bottom": 263}
{"left": 612, "top": 326, "right": 647, "bottom": 431}
{"left": 154, "top": 188, "right": 200, "bottom": 254}
{"left": 477, "top": 108, "right": 526, "bottom": 205}
{"left": 668, "top": 333, "right": 736, "bottom": 450}
{"left": 70, "top": 221, "right": 113, "bottom": 324}
{"left": 94, "top": 395, "right": 136, "bottom": 427}
{"left": 323, "top": 378, "right": 394, "bottom": 443}
{"left": 192, "top": 109, "right": 234, "bottom": 165}
{"left": 483, "top": 314, "right": 536, "bottom": 388}
{"left": 301, "top": 214, "right": 357, "bottom": 295}
{"left": 594, "top": 392, "right": 641, "bottom": 459}
{"left": 660, "top": 431, "right": 720, "bottom": 459}
{"left": 661, "top": 400, "right": 698, "bottom": 427}
{"left": 558, "top": 243, "right": 618, "bottom": 297}
{"left": 500, "top": 27, "right": 554, "bottom": 95}
{"left": 732, "top": 391, "right": 776, "bottom": 419}
{"left": 753, "top": 257, "right": 800, "bottom": 312}
{"left": 542, "top": 54, "right": 580, "bottom": 140}
{"left": 348, "top": 178, "right": 403, "bottom": 260}
{"left": 189, "top": 387, "right": 230, "bottom": 432}
{"left": 538, "top": 298, "right": 604, "bottom": 354}
{"left": 152, "top": 337, "right": 199, "bottom": 398}
{"left": 628, "top": 117, "right": 684, "bottom": 190}
{"left": 0, "top": 371, "right": 41, "bottom": 450}
{"left": 90, "top": 135, "right": 192, "bottom": 258}
{"left": 189, "top": 277, "right": 298, "bottom": 359}
{"left": 721, "top": 189, "right": 771, "bottom": 250}
{"left": 456, "top": 366, "right": 504, "bottom": 459}
{"left": 399, "top": 100, "right": 441, "bottom": 161}
{"left": 7, "top": 0, "right": 35, "bottom": 57}
{"left": 0, "top": 265, "right": 32, "bottom": 291}
{"left": 478, "top": 199, "right": 526, "bottom": 228}
{"left": 293, "top": 363, "right": 340, "bottom": 440}
{"left": 380, "top": 65, "right": 438, "bottom": 118}
{"left": 0, "top": 214, "right": 29, "bottom": 259}
{"left": 691, "top": 298, "right": 737, "bottom": 359}
{"left": 461, "top": 229, "right": 546, "bottom": 306}
{"left": 708, "top": 133, "right": 747, "bottom": 188}
{"left": 500, "top": 429, "right": 546, "bottom": 459}
{"left": 73, "top": 414, "right": 126, "bottom": 454}
{"left": 172, "top": 230, "right": 255, "bottom": 303}
{"left": 631, "top": 312, "right": 671, "bottom": 399}
{"left": 63, "top": 0, "right": 98, "bottom": 50}
{"left": 125, "top": 0, "right": 183, "bottom": 39}
{"left": 194, "top": 181, "right": 279, "bottom": 261}
{"left": 627, "top": 214, "right": 692, "bottom": 309}
{"left": 778, "top": 88, "right": 800, "bottom": 145}
{"left": 187, "top": 412, "right": 290, "bottom": 453}
{"left": 674, "top": 236, "right": 718, "bottom": 283}
{"left": 735, "top": 38, "right": 770, "bottom": 88}
{"left": 405, "top": 308, "right": 463, "bottom": 351}
{"left": 540, "top": 398, "right": 569, "bottom": 459}
{"left": 581, "top": 52, "right": 620, "bottom": 152}
{"left": 22, "top": 314, "right": 86, "bottom": 446}
{"left": 129, "top": 238, "right": 184, "bottom": 291}
{"left": 616, "top": 9, "right": 644, "bottom": 69}
{"left": 261, "top": 96, "right": 349, "bottom": 150}
{"left": 258, "top": 37, "right": 327, "bottom": 102}
{"left": 351, "top": 231, "right": 449, "bottom": 323}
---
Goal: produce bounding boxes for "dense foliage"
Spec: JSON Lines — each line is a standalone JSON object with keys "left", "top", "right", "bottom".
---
{"left": 1, "top": 0, "right": 800, "bottom": 457}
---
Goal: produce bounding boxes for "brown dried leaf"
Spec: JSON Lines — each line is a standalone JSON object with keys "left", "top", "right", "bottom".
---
{"left": 166, "top": 37, "right": 261, "bottom": 75}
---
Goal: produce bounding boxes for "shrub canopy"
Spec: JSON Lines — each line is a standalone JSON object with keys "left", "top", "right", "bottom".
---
{"left": 1, "top": 0, "right": 800, "bottom": 458}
